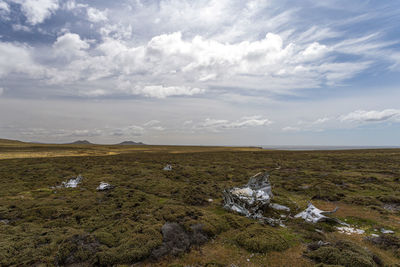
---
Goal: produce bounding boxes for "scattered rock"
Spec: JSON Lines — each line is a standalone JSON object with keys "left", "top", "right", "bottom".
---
{"left": 295, "top": 203, "right": 342, "bottom": 224}
{"left": 383, "top": 203, "right": 400, "bottom": 212}
{"left": 307, "top": 240, "right": 330, "bottom": 251}
{"left": 163, "top": 164, "right": 172, "bottom": 171}
{"left": 96, "top": 182, "right": 114, "bottom": 191}
{"left": 367, "top": 234, "right": 400, "bottom": 251}
{"left": 54, "top": 233, "right": 100, "bottom": 265}
{"left": 0, "top": 219, "right": 9, "bottom": 224}
{"left": 207, "top": 198, "right": 213, "bottom": 203}
{"left": 151, "top": 222, "right": 208, "bottom": 259}
{"left": 336, "top": 226, "right": 365, "bottom": 235}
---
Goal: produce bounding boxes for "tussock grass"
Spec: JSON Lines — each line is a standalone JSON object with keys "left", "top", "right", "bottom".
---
{"left": 0, "top": 142, "right": 400, "bottom": 265}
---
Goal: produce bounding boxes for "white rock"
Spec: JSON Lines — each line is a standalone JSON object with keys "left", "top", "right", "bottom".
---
{"left": 336, "top": 226, "right": 365, "bottom": 235}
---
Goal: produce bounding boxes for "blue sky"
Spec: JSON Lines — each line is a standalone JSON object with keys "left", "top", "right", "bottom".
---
{"left": 0, "top": 0, "right": 400, "bottom": 145}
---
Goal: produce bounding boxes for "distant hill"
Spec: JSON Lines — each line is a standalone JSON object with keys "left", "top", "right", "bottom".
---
{"left": 117, "top": 141, "right": 145, "bottom": 145}
{"left": 68, "top": 140, "right": 93, "bottom": 145}
{"left": 0, "top": 138, "right": 26, "bottom": 145}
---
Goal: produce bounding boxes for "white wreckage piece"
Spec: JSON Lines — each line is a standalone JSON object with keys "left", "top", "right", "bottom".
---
{"left": 97, "top": 182, "right": 114, "bottom": 191}
{"left": 295, "top": 202, "right": 343, "bottom": 224}
{"left": 223, "top": 172, "right": 280, "bottom": 225}
{"left": 163, "top": 164, "right": 172, "bottom": 171}
{"left": 59, "top": 175, "right": 83, "bottom": 188}
{"left": 270, "top": 203, "right": 290, "bottom": 212}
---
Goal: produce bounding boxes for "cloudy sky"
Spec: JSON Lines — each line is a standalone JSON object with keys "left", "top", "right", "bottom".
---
{"left": 0, "top": 0, "right": 400, "bottom": 146}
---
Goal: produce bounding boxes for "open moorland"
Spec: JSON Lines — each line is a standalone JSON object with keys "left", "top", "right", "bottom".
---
{"left": 1, "top": 139, "right": 400, "bottom": 266}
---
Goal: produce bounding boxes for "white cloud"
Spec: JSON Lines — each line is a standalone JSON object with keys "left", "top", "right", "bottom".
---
{"left": 137, "top": 85, "right": 204, "bottom": 98}
{"left": 0, "top": 1, "right": 10, "bottom": 18}
{"left": 62, "top": 0, "right": 76, "bottom": 10}
{"left": 1, "top": 1, "right": 395, "bottom": 101}
{"left": 282, "top": 126, "right": 300, "bottom": 132}
{"left": 12, "top": 0, "right": 59, "bottom": 25}
{"left": 195, "top": 116, "right": 272, "bottom": 132}
{"left": 12, "top": 24, "right": 31, "bottom": 32}
{"left": 112, "top": 125, "right": 144, "bottom": 137}
{"left": 340, "top": 109, "right": 400, "bottom": 123}
{"left": 52, "top": 33, "right": 90, "bottom": 60}
{"left": 38, "top": 30, "right": 372, "bottom": 97}
{"left": 99, "top": 23, "right": 132, "bottom": 40}
{"left": 0, "top": 42, "right": 45, "bottom": 78}
{"left": 313, "top": 117, "right": 330, "bottom": 124}
{"left": 87, "top": 7, "right": 108, "bottom": 23}
{"left": 144, "top": 120, "right": 160, "bottom": 126}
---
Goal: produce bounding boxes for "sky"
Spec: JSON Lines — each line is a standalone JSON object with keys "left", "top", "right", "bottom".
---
{"left": 0, "top": 0, "right": 400, "bottom": 146}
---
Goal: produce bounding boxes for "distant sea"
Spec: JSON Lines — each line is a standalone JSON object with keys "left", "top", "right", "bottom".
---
{"left": 262, "top": 145, "right": 400, "bottom": 151}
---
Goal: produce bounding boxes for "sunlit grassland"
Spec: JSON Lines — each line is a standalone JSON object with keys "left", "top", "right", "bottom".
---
{"left": 0, "top": 139, "right": 400, "bottom": 266}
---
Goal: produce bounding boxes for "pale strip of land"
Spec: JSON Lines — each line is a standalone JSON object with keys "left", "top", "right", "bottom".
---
{"left": 0, "top": 139, "right": 262, "bottom": 160}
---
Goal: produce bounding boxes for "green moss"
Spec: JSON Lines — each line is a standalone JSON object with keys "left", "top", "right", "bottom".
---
{"left": 306, "top": 240, "right": 380, "bottom": 267}
{"left": 0, "top": 146, "right": 400, "bottom": 265}
{"left": 231, "top": 224, "right": 296, "bottom": 253}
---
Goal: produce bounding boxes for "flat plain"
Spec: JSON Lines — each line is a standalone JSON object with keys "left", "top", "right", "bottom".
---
{"left": 1, "top": 138, "right": 400, "bottom": 266}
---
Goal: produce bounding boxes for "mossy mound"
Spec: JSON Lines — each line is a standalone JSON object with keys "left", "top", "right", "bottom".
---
{"left": 231, "top": 224, "right": 295, "bottom": 253}
{"left": 305, "top": 240, "right": 382, "bottom": 267}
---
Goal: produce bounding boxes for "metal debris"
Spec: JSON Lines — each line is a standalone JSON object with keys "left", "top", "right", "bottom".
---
{"left": 381, "top": 228, "right": 394, "bottom": 234}
{"left": 270, "top": 203, "right": 290, "bottom": 212}
{"left": 223, "top": 172, "right": 280, "bottom": 225}
{"left": 295, "top": 203, "right": 341, "bottom": 224}
{"left": 96, "top": 182, "right": 114, "bottom": 191}
{"left": 163, "top": 164, "right": 172, "bottom": 171}
{"left": 54, "top": 175, "right": 83, "bottom": 188}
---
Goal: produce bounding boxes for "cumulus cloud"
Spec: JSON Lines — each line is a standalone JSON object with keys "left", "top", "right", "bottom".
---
{"left": 12, "top": 24, "right": 31, "bottom": 32}
{"left": 0, "top": 1, "right": 10, "bottom": 18}
{"left": 0, "top": 42, "right": 45, "bottom": 78}
{"left": 0, "top": 0, "right": 396, "bottom": 101}
{"left": 87, "top": 7, "right": 107, "bottom": 23}
{"left": 26, "top": 30, "right": 371, "bottom": 97}
{"left": 12, "top": 0, "right": 59, "bottom": 25}
{"left": 52, "top": 33, "right": 90, "bottom": 60}
{"left": 340, "top": 109, "right": 400, "bottom": 123}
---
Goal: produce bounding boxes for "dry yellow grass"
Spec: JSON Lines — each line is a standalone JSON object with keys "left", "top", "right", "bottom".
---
{"left": 143, "top": 232, "right": 313, "bottom": 267}
{"left": 0, "top": 139, "right": 263, "bottom": 160}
